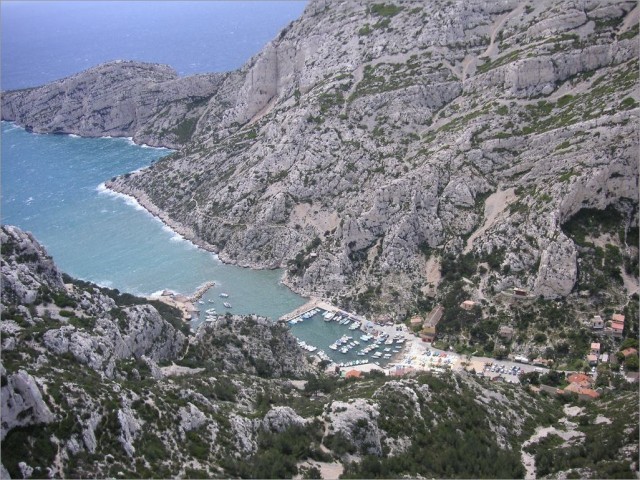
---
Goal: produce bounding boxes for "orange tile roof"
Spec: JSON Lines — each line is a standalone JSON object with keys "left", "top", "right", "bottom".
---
{"left": 611, "top": 321, "right": 625, "bottom": 331}
{"left": 622, "top": 348, "right": 638, "bottom": 357}
{"left": 612, "top": 313, "right": 625, "bottom": 323}
{"left": 345, "top": 370, "right": 362, "bottom": 378}
{"left": 567, "top": 373, "right": 591, "bottom": 385}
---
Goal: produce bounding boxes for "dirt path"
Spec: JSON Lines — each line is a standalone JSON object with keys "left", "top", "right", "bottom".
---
{"left": 464, "top": 188, "right": 516, "bottom": 254}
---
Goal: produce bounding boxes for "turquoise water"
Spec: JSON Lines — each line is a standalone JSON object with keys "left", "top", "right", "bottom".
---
{"left": 288, "top": 310, "right": 399, "bottom": 366}
{"left": 1, "top": 121, "right": 306, "bottom": 320}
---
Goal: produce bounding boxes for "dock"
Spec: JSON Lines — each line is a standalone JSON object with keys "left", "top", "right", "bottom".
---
{"left": 187, "top": 281, "right": 216, "bottom": 303}
{"left": 279, "top": 298, "right": 370, "bottom": 326}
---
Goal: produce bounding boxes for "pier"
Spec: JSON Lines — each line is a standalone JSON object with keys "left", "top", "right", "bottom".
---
{"left": 187, "top": 281, "right": 216, "bottom": 302}
{"left": 278, "top": 298, "right": 368, "bottom": 325}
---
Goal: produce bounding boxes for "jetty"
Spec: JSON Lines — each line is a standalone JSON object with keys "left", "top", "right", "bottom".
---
{"left": 187, "top": 281, "right": 216, "bottom": 302}
{"left": 279, "top": 298, "right": 369, "bottom": 326}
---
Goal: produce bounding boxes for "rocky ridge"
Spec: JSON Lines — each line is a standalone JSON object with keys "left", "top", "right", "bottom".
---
{"left": 2, "top": 0, "right": 638, "bottom": 317}
{"left": 1, "top": 61, "right": 224, "bottom": 149}
{"left": 1, "top": 226, "right": 637, "bottom": 478}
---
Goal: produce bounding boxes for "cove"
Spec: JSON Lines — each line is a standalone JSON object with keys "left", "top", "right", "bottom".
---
{"left": 1, "top": 121, "right": 306, "bottom": 319}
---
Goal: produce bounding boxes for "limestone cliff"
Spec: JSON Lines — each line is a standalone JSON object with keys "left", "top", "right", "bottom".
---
{"left": 1, "top": 61, "right": 224, "bottom": 148}
{"left": 3, "top": 0, "right": 638, "bottom": 316}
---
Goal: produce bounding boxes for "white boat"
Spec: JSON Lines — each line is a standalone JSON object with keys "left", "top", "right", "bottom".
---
{"left": 223, "top": 302, "right": 232, "bottom": 308}
{"left": 329, "top": 344, "right": 338, "bottom": 350}
{"left": 219, "top": 293, "right": 229, "bottom": 298}
{"left": 198, "top": 300, "right": 205, "bottom": 304}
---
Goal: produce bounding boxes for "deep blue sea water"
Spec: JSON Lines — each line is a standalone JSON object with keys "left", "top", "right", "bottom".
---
{"left": 1, "top": 1, "right": 306, "bottom": 90}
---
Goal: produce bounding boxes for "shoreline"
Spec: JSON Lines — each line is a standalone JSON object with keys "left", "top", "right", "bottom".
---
{"left": 104, "top": 180, "right": 220, "bottom": 255}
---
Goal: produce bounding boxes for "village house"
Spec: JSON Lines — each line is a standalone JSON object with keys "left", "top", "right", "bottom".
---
{"left": 460, "top": 300, "right": 476, "bottom": 311}
{"left": 498, "top": 325, "right": 515, "bottom": 341}
{"left": 591, "top": 315, "right": 604, "bottom": 330}
{"left": 563, "top": 383, "right": 600, "bottom": 400}
{"left": 513, "top": 287, "right": 527, "bottom": 296}
{"left": 621, "top": 347, "right": 638, "bottom": 358}
{"left": 409, "top": 316, "right": 423, "bottom": 328}
{"left": 567, "top": 373, "right": 592, "bottom": 387}
{"left": 587, "top": 354, "right": 598, "bottom": 366}
{"left": 604, "top": 313, "right": 625, "bottom": 338}
{"left": 590, "top": 342, "right": 600, "bottom": 356}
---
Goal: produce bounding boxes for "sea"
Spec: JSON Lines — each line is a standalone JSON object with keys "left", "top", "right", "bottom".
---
{"left": 1, "top": 1, "right": 393, "bottom": 364}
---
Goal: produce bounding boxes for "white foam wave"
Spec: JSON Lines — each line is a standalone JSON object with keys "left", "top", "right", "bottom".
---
{"left": 96, "top": 183, "right": 204, "bottom": 252}
{"left": 96, "top": 183, "right": 145, "bottom": 211}
{"left": 94, "top": 279, "right": 114, "bottom": 289}
{"left": 68, "top": 133, "right": 80, "bottom": 138}
{"left": 150, "top": 289, "right": 173, "bottom": 298}
{"left": 25, "top": 196, "right": 34, "bottom": 205}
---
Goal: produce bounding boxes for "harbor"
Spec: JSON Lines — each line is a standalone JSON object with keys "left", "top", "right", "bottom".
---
{"left": 282, "top": 302, "right": 408, "bottom": 369}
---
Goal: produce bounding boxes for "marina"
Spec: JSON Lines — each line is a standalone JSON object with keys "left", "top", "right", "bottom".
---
{"left": 282, "top": 301, "right": 407, "bottom": 368}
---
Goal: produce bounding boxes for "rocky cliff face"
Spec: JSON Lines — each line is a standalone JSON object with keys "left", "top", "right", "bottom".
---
{"left": 110, "top": 0, "right": 638, "bottom": 315}
{"left": 1, "top": 61, "right": 224, "bottom": 148}
{"left": 2, "top": 0, "right": 638, "bottom": 317}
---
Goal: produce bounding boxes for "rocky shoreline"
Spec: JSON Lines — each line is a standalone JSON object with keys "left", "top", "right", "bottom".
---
{"left": 105, "top": 179, "right": 218, "bottom": 254}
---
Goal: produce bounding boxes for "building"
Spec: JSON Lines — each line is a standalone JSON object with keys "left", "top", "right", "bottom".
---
{"left": 513, "top": 287, "right": 528, "bottom": 296}
{"left": 587, "top": 354, "right": 598, "bottom": 366}
{"left": 600, "top": 353, "right": 609, "bottom": 363}
{"left": 498, "top": 325, "right": 515, "bottom": 341}
{"left": 563, "top": 383, "right": 600, "bottom": 400}
{"left": 460, "top": 300, "right": 476, "bottom": 310}
{"left": 621, "top": 347, "right": 638, "bottom": 358}
{"left": 532, "top": 357, "right": 552, "bottom": 367}
{"left": 420, "top": 305, "right": 444, "bottom": 341}
{"left": 345, "top": 370, "right": 362, "bottom": 379}
{"left": 409, "top": 316, "right": 424, "bottom": 328}
{"left": 612, "top": 313, "right": 625, "bottom": 323}
{"left": 591, "top": 315, "right": 604, "bottom": 330}
{"left": 567, "top": 373, "right": 592, "bottom": 387}
{"left": 590, "top": 343, "right": 601, "bottom": 355}
{"left": 604, "top": 313, "right": 625, "bottom": 338}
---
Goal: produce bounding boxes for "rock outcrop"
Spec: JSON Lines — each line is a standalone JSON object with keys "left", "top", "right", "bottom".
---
{"left": 0, "top": 368, "right": 55, "bottom": 440}
{"left": 189, "top": 315, "right": 316, "bottom": 378}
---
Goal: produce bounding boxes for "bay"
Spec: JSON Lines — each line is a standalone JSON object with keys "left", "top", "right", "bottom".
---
{"left": 1, "top": 122, "right": 306, "bottom": 320}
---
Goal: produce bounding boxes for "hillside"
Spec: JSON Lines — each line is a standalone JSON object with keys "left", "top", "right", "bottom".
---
{"left": 2, "top": 0, "right": 638, "bottom": 320}
{"left": 1, "top": 225, "right": 638, "bottom": 478}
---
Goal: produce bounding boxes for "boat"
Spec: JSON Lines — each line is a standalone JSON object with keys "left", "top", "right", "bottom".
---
{"left": 219, "top": 293, "right": 229, "bottom": 298}
{"left": 340, "top": 347, "right": 349, "bottom": 354}
{"left": 223, "top": 302, "right": 232, "bottom": 308}
{"left": 198, "top": 300, "right": 205, "bottom": 304}
{"left": 329, "top": 343, "right": 338, "bottom": 350}
{"left": 324, "top": 315, "right": 332, "bottom": 322}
